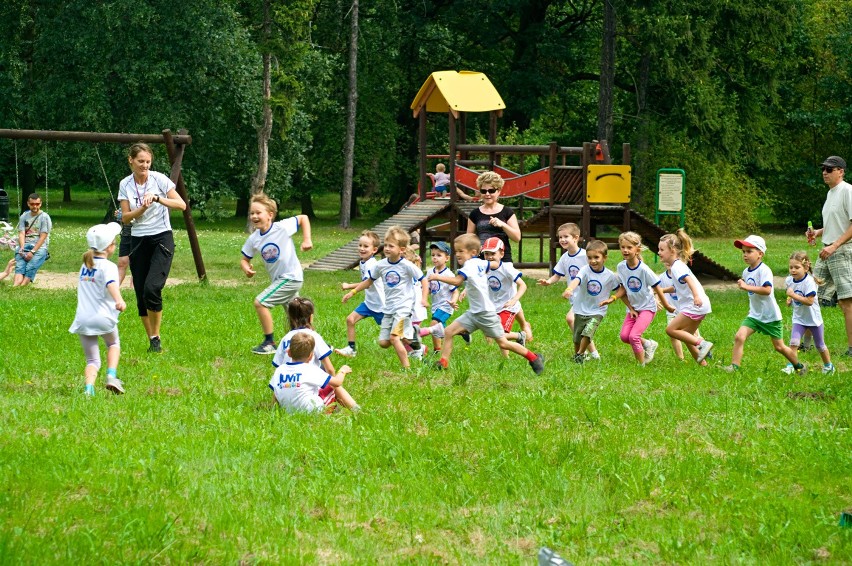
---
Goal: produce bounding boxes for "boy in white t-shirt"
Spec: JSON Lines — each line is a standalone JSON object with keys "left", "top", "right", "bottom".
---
{"left": 563, "top": 240, "right": 621, "bottom": 363}
{"left": 337, "top": 230, "right": 384, "bottom": 358}
{"left": 269, "top": 332, "right": 359, "bottom": 414}
{"left": 416, "top": 241, "right": 459, "bottom": 356}
{"left": 481, "top": 237, "right": 529, "bottom": 355}
{"left": 725, "top": 235, "right": 806, "bottom": 374}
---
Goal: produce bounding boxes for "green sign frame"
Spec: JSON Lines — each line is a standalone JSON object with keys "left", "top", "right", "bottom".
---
{"left": 655, "top": 168, "right": 686, "bottom": 229}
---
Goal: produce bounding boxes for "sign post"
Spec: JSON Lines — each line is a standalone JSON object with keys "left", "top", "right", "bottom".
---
{"left": 656, "top": 168, "right": 685, "bottom": 229}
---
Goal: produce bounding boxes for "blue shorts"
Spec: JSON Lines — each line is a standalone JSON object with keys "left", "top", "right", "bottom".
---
{"left": 355, "top": 302, "right": 383, "bottom": 325}
{"left": 435, "top": 185, "right": 449, "bottom": 194}
{"left": 431, "top": 309, "right": 452, "bottom": 325}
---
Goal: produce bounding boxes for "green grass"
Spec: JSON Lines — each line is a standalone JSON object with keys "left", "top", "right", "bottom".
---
{"left": 1, "top": 190, "right": 850, "bottom": 563}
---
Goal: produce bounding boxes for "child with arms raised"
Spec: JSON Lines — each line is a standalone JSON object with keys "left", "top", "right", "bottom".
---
{"left": 336, "top": 230, "right": 384, "bottom": 357}
{"left": 429, "top": 234, "right": 545, "bottom": 374}
{"left": 241, "top": 194, "right": 312, "bottom": 355}
{"left": 538, "top": 222, "right": 599, "bottom": 359}
{"left": 784, "top": 251, "right": 834, "bottom": 374}
{"left": 563, "top": 240, "right": 621, "bottom": 363}
{"left": 69, "top": 223, "right": 127, "bottom": 396}
{"left": 723, "top": 236, "right": 806, "bottom": 373}
{"left": 342, "top": 226, "right": 427, "bottom": 369}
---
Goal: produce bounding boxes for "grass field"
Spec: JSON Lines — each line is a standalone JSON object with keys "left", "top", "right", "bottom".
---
{"left": 1, "top": 189, "right": 850, "bottom": 563}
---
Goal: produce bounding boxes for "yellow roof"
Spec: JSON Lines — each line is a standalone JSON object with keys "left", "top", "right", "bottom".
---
{"left": 410, "top": 71, "right": 505, "bottom": 117}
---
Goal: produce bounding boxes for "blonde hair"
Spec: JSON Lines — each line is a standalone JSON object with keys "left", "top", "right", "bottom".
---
{"left": 618, "top": 231, "right": 645, "bottom": 251}
{"left": 660, "top": 228, "right": 695, "bottom": 263}
{"left": 789, "top": 250, "right": 824, "bottom": 285}
{"left": 250, "top": 193, "right": 278, "bottom": 218}
{"left": 454, "top": 233, "right": 481, "bottom": 253}
{"left": 361, "top": 230, "right": 380, "bottom": 249}
{"left": 289, "top": 332, "right": 315, "bottom": 362}
{"left": 82, "top": 249, "right": 96, "bottom": 269}
{"left": 586, "top": 239, "right": 608, "bottom": 256}
{"left": 384, "top": 226, "right": 410, "bottom": 248}
{"left": 557, "top": 223, "right": 580, "bottom": 237}
{"left": 476, "top": 171, "right": 505, "bottom": 191}
{"left": 436, "top": 163, "right": 446, "bottom": 173}
{"left": 404, "top": 246, "right": 422, "bottom": 266}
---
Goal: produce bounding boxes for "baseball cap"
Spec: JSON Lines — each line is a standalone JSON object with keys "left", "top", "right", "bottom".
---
{"left": 481, "top": 237, "right": 504, "bottom": 253}
{"left": 734, "top": 235, "right": 766, "bottom": 253}
{"left": 87, "top": 222, "right": 122, "bottom": 252}
{"left": 429, "top": 241, "right": 451, "bottom": 254}
{"left": 822, "top": 156, "right": 846, "bottom": 169}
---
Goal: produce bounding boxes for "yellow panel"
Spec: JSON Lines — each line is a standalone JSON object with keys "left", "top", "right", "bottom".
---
{"left": 587, "top": 165, "right": 631, "bottom": 203}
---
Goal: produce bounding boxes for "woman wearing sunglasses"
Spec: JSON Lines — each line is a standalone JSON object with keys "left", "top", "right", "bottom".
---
{"left": 466, "top": 171, "right": 521, "bottom": 264}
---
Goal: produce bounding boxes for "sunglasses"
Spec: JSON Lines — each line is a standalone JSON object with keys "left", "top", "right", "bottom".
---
{"left": 480, "top": 188, "right": 499, "bottom": 194}
{"left": 822, "top": 166, "right": 838, "bottom": 173}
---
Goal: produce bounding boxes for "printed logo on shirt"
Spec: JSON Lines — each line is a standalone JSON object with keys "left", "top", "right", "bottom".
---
{"left": 277, "top": 371, "right": 302, "bottom": 388}
{"left": 746, "top": 276, "right": 757, "bottom": 295}
{"left": 429, "top": 280, "right": 441, "bottom": 294}
{"left": 261, "top": 243, "right": 281, "bottom": 264}
{"left": 385, "top": 270, "right": 402, "bottom": 288}
{"left": 627, "top": 276, "right": 642, "bottom": 292}
{"left": 568, "top": 265, "right": 580, "bottom": 279}
{"left": 792, "top": 288, "right": 805, "bottom": 306}
{"left": 79, "top": 266, "right": 97, "bottom": 282}
{"left": 488, "top": 275, "right": 502, "bottom": 292}
{"left": 586, "top": 279, "right": 603, "bottom": 296}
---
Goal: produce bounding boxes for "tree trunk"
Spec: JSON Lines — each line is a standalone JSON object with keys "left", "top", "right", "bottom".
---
{"left": 340, "top": 0, "right": 359, "bottom": 228}
{"left": 597, "top": 0, "right": 616, "bottom": 143}
{"left": 247, "top": 0, "right": 273, "bottom": 229}
{"left": 63, "top": 181, "right": 71, "bottom": 202}
{"left": 300, "top": 192, "right": 316, "bottom": 218}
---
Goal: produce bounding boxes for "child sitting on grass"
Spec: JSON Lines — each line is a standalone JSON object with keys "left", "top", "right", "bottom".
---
{"left": 784, "top": 250, "right": 834, "bottom": 374}
{"left": 269, "top": 331, "right": 359, "bottom": 414}
{"left": 563, "top": 240, "right": 621, "bottom": 363}
{"left": 725, "top": 235, "right": 807, "bottom": 374}
{"left": 337, "top": 230, "right": 384, "bottom": 358}
{"left": 429, "top": 234, "right": 545, "bottom": 374}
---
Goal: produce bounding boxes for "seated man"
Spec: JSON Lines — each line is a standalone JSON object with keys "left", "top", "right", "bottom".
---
{"left": 14, "top": 193, "right": 52, "bottom": 287}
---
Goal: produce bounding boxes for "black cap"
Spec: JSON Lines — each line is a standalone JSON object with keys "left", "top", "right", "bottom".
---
{"left": 822, "top": 156, "right": 847, "bottom": 169}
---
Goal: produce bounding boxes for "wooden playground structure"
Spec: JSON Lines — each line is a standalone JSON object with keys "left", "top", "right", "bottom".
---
{"left": 308, "top": 71, "right": 735, "bottom": 279}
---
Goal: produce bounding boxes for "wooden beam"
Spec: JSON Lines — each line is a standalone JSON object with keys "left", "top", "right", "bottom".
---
{"left": 0, "top": 128, "right": 192, "bottom": 145}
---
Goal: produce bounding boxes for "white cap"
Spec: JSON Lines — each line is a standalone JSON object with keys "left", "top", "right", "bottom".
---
{"left": 734, "top": 235, "right": 767, "bottom": 253}
{"left": 86, "top": 223, "right": 122, "bottom": 252}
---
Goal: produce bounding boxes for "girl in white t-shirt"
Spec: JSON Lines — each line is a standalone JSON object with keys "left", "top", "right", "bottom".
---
{"left": 785, "top": 251, "right": 834, "bottom": 374}
{"left": 69, "top": 223, "right": 127, "bottom": 396}
{"left": 658, "top": 229, "right": 714, "bottom": 365}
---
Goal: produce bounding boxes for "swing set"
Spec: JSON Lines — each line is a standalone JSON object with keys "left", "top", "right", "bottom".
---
{"left": 0, "top": 128, "right": 206, "bottom": 281}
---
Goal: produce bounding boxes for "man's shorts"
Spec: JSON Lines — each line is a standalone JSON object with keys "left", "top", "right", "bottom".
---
{"left": 379, "top": 311, "right": 413, "bottom": 341}
{"left": 573, "top": 314, "right": 603, "bottom": 344}
{"left": 454, "top": 310, "right": 504, "bottom": 338}
{"left": 355, "top": 302, "right": 384, "bottom": 325}
{"left": 741, "top": 316, "right": 783, "bottom": 339}
{"left": 257, "top": 278, "right": 302, "bottom": 308}
{"left": 814, "top": 243, "right": 852, "bottom": 300}
{"left": 498, "top": 310, "right": 517, "bottom": 333}
{"left": 431, "top": 308, "right": 452, "bottom": 325}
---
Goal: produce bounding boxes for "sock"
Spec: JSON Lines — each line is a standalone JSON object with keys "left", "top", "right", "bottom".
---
{"left": 264, "top": 333, "right": 274, "bottom": 344}
{"left": 107, "top": 368, "right": 117, "bottom": 379}
{"left": 419, "top": 326, "right": 432, "bottom": 337}
{"left": 150, "top": 335, "right": 159, "bottom": 341}
{"left": 437, "top": 358, "right": 448, "bottom": 368}
{"left": 85, "top": 384, "right": 95, "bottom": 395}
{"left": 523, "top": 350, "right": 538, "bottom": 362}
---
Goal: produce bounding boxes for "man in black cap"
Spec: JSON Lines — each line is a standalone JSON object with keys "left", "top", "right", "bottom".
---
{"left": 811, "top": 156, "right": 852, "bottom": 356}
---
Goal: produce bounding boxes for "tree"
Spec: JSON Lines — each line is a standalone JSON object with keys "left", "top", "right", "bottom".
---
{"left": 340, "top": 0, "right": 359, "bottom": 228}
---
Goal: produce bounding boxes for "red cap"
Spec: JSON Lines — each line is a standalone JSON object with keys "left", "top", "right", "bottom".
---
{"left": 482, "top": 237, "right": 504, "bottom": 252}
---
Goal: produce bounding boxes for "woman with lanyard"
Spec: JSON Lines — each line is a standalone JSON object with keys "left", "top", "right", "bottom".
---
{"left": 118, "top": 143, "right": 186, "bottom": 353}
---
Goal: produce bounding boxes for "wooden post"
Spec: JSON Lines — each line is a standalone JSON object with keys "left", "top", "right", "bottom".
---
{"left": 548, "top": 142, "right": 557, "bottom": 267}
{"left": 448, "top": 111, "right": 459, "bottom": 268}
{"left": 162, "top": 129, "right": 207, "bottom": 282}
{"left": 488, "top": 111, "right": 497, "bottom": 168}
{"left": 582, "top": 142, "right": 592, "bottom": 240}
{"left": 418, "top": 111, "right": 428, "bottom": 200}
{"left": 622, "top": 142, "right": 631, "bottom": 232}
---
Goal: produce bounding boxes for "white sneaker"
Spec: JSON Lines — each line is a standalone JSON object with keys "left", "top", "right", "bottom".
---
{"left": 823, "top": 363, "right": 836, "bottom": 374}
{"left": 696, "top": 340, "right": 714, "bottom": 363}
{"left": 105, "top": 376, "right": 125, "bottom": 395}
{"left": 781, "top": 363, "right": 795, "bottom": 375}
{"left": 643, "top": 339, "right": 659, "bottom": 362}
{"left": 408, "top": 346, "right": 426, "bottom": 360}
{"left": 335, "top": 345, "right": 357, "bottom": 358}
{"left": 431, "top": 324, "right": 445, "bottom": 339}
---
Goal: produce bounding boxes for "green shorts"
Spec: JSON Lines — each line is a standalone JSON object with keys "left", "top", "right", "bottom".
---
{"left": 573, "top": 314, "right": 603, "bottom": 344}
{"left": 741, "top": 316, "right": 783, "bottom": 339}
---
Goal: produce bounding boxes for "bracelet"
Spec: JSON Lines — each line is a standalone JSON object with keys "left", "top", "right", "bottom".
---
{"left": 155, "top": 195, "right": 160, "bottom": 203}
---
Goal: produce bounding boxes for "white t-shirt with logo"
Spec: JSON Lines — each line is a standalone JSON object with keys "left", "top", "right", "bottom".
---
{"left": 272, "top": 328, "right": 333, "bottom": 369}
{"left": 428, "top": 266, "right": 456, "bottom": 316}
{"left": 269, "top": 361, "right": 332, "bottom": 413}
{"left": 616, "top": 260, "right": 660, "bottom": 313}
{"left": 659, "top": 269, "right": 678, "bottom": 304}
{"left": 369, "top": 257, "right": 423, "bottom": 315}
{"left": 670, "top": 259, "right": 711, "bottom": 316}
{"left": 553, "top": 248, "right": 587, "bottom": 282}
{"left": 487, "top": 261, "right": 523, "bottom": 314}
{"left": 458, "top": 257, "right": 495, "bottom": 314}
{"left": 241, "top": 217, "right": 303, "bottom": 282}
{"left": 68, "top": 257, "right": 120, "bottom": 335}
{"left": 117, "top": 171, "right": 176, "bottom": 237}
{"left": 742, "top": 262, "right": 781, "bottom": 323}
{"left": 360, "top": 257, "right": 385, "bottom": 313}
{"left": 572, "top": 265, "right": 620, "bottom": 317}
{"left": 785, "top": 273, "right": 823, "bottom": 327}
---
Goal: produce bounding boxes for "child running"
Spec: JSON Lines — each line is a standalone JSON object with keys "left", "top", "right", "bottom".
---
{"left": 658, "top": 229, "right": 714, "bottom": 365}
{"left": 269, "top": 331, "right": 359, "bottom": 414}
{"left": 342, "top": 226, "right": 427, "bottom": 369}
{"left": 68, "top": 223, "right": 127, "bottom": 396}
{"left": 429, "top": 234, "right": 545, "bottom": 374}
{"left": 336, "top": 230, "right": 384, "bottom": 358}
{"left": 658, "top": 266, "right": 701, "bottom": 361}
{"left": 538, "top": 222, "right": 599, "bottom": 359}
{"left": 563, "top": 240, "right": 621, "bottom": 363}
{"left": 240, "top": 194, "right": 313, "bottom": 355}
{"left": 482, "top": 237, "right": 530, "bottom": 354}
{"left": 725, "top": 235, "right": 807, "bottom": 374}
{"left": 784, "top": 251, "right": 834, "bottom": 374}
{"left": 404, "top": 247, "right": 428, "bottom": 359}
{"left": 610, "top": 232, "right": 674, "bottom": 365}
{"left": 417, "top": 241, "right": 459, "bottom": 356}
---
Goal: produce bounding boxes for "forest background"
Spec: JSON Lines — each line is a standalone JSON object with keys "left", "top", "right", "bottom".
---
{"left": 0, "top": 0, "right": 849, "bottom": 235}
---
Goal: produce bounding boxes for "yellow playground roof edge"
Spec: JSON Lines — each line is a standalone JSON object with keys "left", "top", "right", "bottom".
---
{"left": 410, "top": 71, "right": 505, "bottom": 117}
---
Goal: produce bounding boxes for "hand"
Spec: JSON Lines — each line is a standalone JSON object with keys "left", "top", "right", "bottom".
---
{"left": 420, "top": 298, "right": 429, "bottom": 308}
{"left": 627, "top": 308, "right": 638, "bottom": 318}
{"left": 737, "top": 278, "right": 747, "bottom": 291}
{"left": 562, "top": 288, "right": 574, "bottom": 300}
{"left": 342, "top": 291, "right": 354, "bottom": 303}
{"left": 341, "top": 282, "right": 353, "bottom": 290}
{"left": 142, "top": 193, "right": 158, "bottom": 206}
{"left": 488, "top": 217, "right": 505, "bottom": 229}
{"left": 115, "top": 300, "right": 126, "bottom": 312}
{"left": 693, "top": 296, "right": 703, "bottom": 307}
{"left": 427, "top": 273, "right": 437, "bottom": 281}
{"left": 458, "top": 289, "right": 467, "bottom": 302}
{"left": 505, "top": 298, "right": 517, "bottom": 309}
{"left": 242, "top": 264, "right": 256, "bottom": 278}
{"left": 301, "top": 239, "right": 313, "bottom": 252}
{"left": 819, "top": 243, "right": 835, "bottom": 260}
{"left": 338, "top": 365, "right": 352, "bottom": 375}
{"left": 786, "top": 297, "right": 793, "bottom": 306}
{"left": 537, "top": 279, "right": 550, "bottom": 286}
{"left": 665, "top": 302, "right": 676, "bottom": 313}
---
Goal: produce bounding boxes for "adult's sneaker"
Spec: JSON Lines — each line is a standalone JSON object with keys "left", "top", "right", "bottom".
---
{"left": 251, "top": 341, "right": 276, "bottom": 355}
{"left": 105, "top": 376, "right": 125, "bottom": 395}
{"left": 823, "top": 363, "right": 836, "bottom": 374}
{"left": 148, "top": 336, "right": 162, "bottom": 354}
{"left": 529, "top": 353, "right": 545, "bottom": 375}
{"left": 517, "top": 330, "right": 527, "bottom": 347}
{"left": 644, "top": 339, "right": 659, "bottom": 362}
{"left": 696, "top": 340, "right": 714, "bottom": 363}
{"left": 335, "top": 345, "right": 357, "bottom": 358}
